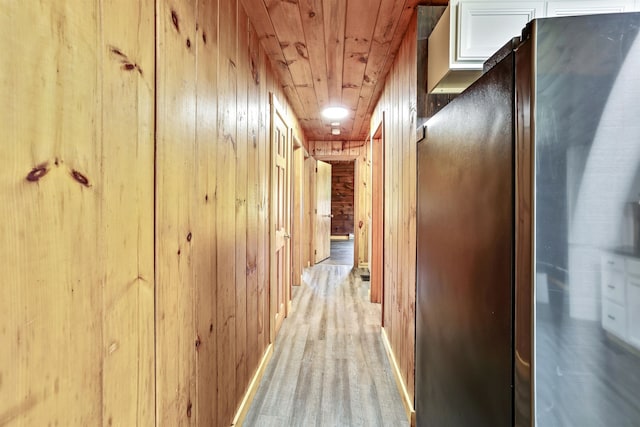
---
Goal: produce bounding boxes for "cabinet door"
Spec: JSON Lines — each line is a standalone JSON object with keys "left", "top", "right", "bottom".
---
{"left": 627, "top": 275, "right": 640, "bottom": 348}
{"left": 602, "top": 299, "right": 627, "bottom": 339}
{"left": 546, "top": 0, "right": 635, "bottom": 17}
{"left": 602, "top": 268, "right": 626, "bottom": 304}
{"left": 457, "top": 1, "right": 544, "bottom": 62}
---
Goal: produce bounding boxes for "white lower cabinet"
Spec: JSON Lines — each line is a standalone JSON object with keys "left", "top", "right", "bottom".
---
{"left": 626, "top": 262, "right": 640, "bottom": 348}
{"left": 601, "top": 254, "right": 640, "bottom": 350}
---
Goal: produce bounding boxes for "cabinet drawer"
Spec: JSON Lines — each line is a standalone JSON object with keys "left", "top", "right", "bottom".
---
{"left": 601, "top": 253, "right": 625, "bottom": 271}
{"left": 602, "top": 300, "right": 627, "bottom": 340}
{"left": 601, "top": 268, "right": 626, "bottom": 304}
{"left": 627, "top": 258, "right": 640, "bottom": 278}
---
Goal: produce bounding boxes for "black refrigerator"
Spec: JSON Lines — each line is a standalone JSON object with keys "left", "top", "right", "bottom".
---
{"left": 416, "top": 12, "right": 640, "bottom": 427}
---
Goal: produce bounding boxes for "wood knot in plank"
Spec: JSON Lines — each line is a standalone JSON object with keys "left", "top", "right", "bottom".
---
{"left": 295, "top": 42, "right": 309, "bottom": 59}
{"left": 108, "top": 45, "right": 143, "bottom": 75}
{"left": 251, "top": 58, "right": 260, "bottom": 85}
{"left": 186, "top": 400, "right": 192, "bottom": 418}
{"left": 171, "top": 10, "right": 180, "bottom": 33}
{"left": 71, "top": 169, "right": 91, "bottom": 187}
{"left": 26, "top": 163, "right": 49, "bottom": 182}
{"left": 246, "top": 263, "right": 257, "bottom": 275}
{"left": 277, "top": 59, "right": 294, "bottom": 68}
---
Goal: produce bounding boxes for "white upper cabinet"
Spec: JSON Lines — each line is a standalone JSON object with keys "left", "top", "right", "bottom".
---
{"left": 428, "top": 0, "right": 640, "bottom": 94}
{"left": 457, "top": 2, "right": 544, "bottom": 64}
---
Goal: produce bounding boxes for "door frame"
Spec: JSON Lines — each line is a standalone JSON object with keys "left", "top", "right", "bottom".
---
{"left": 269, "top": 92, "right": 292, "bottom": 343}
{"left": 371, "top": 115, "right": 385, "bottom": 310}
{"left": 291, "top": 133, "right": 305, "bottom": 296}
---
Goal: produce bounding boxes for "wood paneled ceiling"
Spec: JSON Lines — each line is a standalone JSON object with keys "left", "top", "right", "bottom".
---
{"left": 241, "top": 0, "right": 448, "bottom": 142}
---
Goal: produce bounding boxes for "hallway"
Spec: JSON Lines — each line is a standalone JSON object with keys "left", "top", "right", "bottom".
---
{"left": 244, "top": 246, "right": 408, "bottom": 426}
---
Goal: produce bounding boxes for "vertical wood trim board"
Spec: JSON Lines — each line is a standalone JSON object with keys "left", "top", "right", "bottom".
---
{"left": 194, "top": 0, "right": 220, "bottom": 424}
{"left": 155, "top": 1, "right": 198, "bottom": 425}
{"left": 370, "top": 12, "right": 419, "bottom": 407}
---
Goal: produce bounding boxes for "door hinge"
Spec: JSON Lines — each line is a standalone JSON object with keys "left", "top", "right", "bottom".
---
{"left": 315, "top": 167, "right": 318, "bottom": 173}
{"left": 314, "top": 250, "right": 317, "bottom": 255}
{"left": 314, "top": 209, "right": 317, "bottom": 214}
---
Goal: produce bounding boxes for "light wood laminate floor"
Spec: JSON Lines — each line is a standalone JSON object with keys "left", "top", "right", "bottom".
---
{"left": 243, "top": 264, "right": 408, "bottom": 427}
{"left": 319, "top": 239, "right": 354, "bottom": 266}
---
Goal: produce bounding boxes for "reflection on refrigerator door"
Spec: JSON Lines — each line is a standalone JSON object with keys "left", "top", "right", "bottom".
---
{"left": 534, "top": 13, "right": 640, "bottom": 427}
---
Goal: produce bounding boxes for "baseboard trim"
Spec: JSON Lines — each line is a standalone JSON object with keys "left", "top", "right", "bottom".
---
{"left": 231, "top": 343, "right": 274, "bottom": 426}
{"left": 330, "top": 235, "right": 351, "bottom": 240}
{"left": 381, "top": 327, "right": 416, "bottom": 427}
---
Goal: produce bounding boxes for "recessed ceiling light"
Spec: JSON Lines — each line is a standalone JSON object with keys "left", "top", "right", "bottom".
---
{"left": 322, "top": 106, "right": 349, "bottom": 120}
{"left": 331, "top": 122, "right": 341, "bottom": 126}
{"left": 331, "top": 128, "right": 341, "bottom": 135}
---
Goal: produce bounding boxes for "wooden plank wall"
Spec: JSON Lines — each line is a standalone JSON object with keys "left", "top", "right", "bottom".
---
{"left": 370, "top": 14, "right": 418, "bottom": 404}
{"left": 1, "top": 1, "right": 304, "bottom": 426}
{"left": 0, "top": 1, "right": 155, "bottom": 426}
{"left": 155, "top": 1, "right": 304, "bottom": 425}
{"left": 354, "top": 138, "right": 372, "bottom": 268}
{"left": 330, "top": 162, "right": 355, "bottom": 236}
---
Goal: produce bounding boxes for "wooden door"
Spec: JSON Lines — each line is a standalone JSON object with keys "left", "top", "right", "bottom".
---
{"left": 315, "top": 160, "right": 332, "bottom": 262}
{"left": 270, "top": 94, "right": 291, "bottom": 339}
{"left": 371, "top": 122, "right": 384, "bottom": 304}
